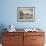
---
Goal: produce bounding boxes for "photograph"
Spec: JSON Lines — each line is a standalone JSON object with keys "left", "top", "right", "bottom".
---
{"left": 17, "top": 7, "right": 35, "bottom": 22}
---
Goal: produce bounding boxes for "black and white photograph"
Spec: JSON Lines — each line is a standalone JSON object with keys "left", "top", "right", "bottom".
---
{"left": 17, "top": 7, "right": 35, "bottom": 22}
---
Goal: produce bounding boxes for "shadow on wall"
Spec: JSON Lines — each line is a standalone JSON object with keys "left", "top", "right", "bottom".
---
{"left": 0, "top": 24, "right": 7, "bottom": 43}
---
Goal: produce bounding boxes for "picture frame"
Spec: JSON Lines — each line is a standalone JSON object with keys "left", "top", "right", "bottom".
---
{"left": 17, "top": 7, "right": 35, "bottom": 22}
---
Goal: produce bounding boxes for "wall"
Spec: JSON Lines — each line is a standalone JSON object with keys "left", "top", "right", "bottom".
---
{"left": 0, "top": 0, "right": 46, "bottom": 29}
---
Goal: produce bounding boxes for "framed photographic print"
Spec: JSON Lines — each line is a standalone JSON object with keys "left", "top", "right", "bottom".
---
{"left": 17, "top": 7, "right": 35, "bottom": 22}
